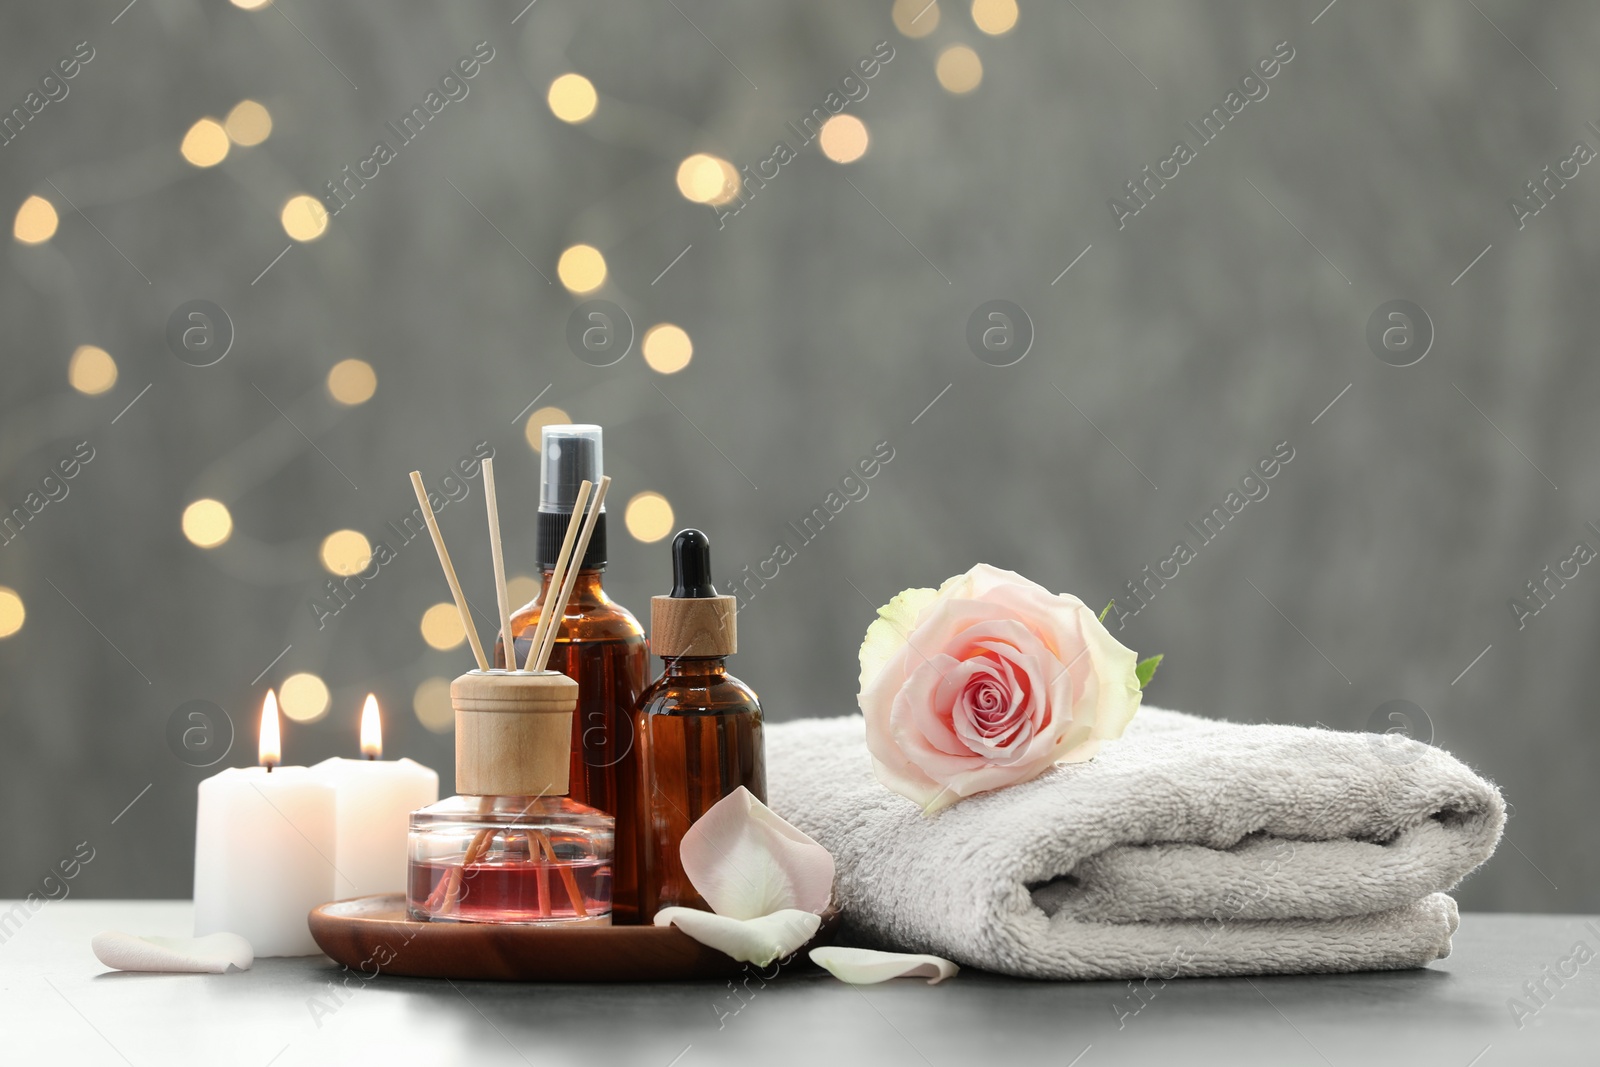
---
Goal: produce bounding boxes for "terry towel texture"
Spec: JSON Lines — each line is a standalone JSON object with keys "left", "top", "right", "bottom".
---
{"left": 766, "top": 707, "right": 1504, "bottom": 980}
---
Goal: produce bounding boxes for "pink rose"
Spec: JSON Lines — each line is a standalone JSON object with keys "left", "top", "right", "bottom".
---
{"left": 857, "top": 564, "right": 1143, "bottom": 813}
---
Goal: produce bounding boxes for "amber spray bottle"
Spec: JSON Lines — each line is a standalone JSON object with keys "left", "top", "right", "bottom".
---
{"left": 495, "top": 425, "right": 648, "bottom": 924}
{"left": 636, "top": 529, "right": 766, "bottom": 920}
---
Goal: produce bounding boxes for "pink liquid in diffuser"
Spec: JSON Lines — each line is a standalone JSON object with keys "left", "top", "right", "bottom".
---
{"left": 409, "top": 857, "right": 611, "bottom": 924}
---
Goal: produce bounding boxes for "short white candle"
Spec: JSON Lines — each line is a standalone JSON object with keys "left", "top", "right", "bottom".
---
{"left": 193, "top": 691, "right": 335, "bottom": 957}
{"left": 312, "top": 694, "right": 439, "bottom": 899}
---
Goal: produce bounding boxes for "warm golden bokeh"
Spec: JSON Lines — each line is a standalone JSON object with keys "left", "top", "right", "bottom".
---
{"left": 557, "top": 244, "right": 607, "bottom": 292}
{"left": 68, "top": 345, "right": 118, "bottom": 395}
{"left": 182, "top": 499, "right": 234, "bottom": 548}
{"left": 225, "top": 100, "right": 273, "bottom": 146}
{"left": 937, "top": 45, "right": 984, "bottom": 94}
{"left": 327, "top": 359, "right": 377, "bottom": 405}
{"left": 819, "top": 115, "right": 870, "bottom": 164}
{"left": 524, "top": 406, "right": 573, "bottom": 451}
{"left": 281, "top": 194, "right": 329, "bottom": 241}
{"left": 231, "top": 0, "right": 273, "bottom": 9}
{"left": 0, "top": 588, "right": 24, "bottom": 640}
{"left": 971, "top": 0, "right": 1019, "bottom": 35}
{"left": 676, "top": 154, "right": 739, "bottom": 205}
{"left": 548, "top": 73, "right": 598, "bottom": 123}
{"left": 624, "top": 491, "right": 675, "bottom": 543}
{"left": 180, "top": 118, "right": 230, "bottom": 167}
{"left": 419, "top": 602, "right": 467, "bottom": 651}
{"left": 507, "top": 574, "right": 541, "bottom": 608}
{"left": 13, "top": 195, "right": 58, "bottom": 244}
{"left": 320, "top": 529, "right": 372, "bottom": 576}
{"left": 642, "top": 324, "right": 694, "bottom": 374}
{"left": 279, "top": 672, "right": 331, "bottom": 723}
{"left": 413, "top": 676, "right": 455, "bottom": 733}
{"left": 893, "top": 0, "right": 941, "bottom": 37}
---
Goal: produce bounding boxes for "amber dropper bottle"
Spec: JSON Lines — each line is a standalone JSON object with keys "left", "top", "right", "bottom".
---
{"left": 495, "top": 425, "right": 648, "bottom": 924}
{"left": 636, "top": 529, "right": 766, "bottom": 921}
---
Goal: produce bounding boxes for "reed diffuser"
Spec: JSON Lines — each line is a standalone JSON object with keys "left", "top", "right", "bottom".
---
{"left": 403, "top": 459, "right": 617, "bottom": 925}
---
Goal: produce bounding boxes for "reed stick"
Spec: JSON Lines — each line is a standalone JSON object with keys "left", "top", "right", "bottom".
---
{"left": 533, "top": 476, "right": 610, "bottom": 673}
{"left": 409, "top": 471, "right": 488, "bottom": 671}
{"left": 523, "top": 479, "right": 593, "bottom": 671}
{"left": 480, "top": 458, "right": 516, "bottom": 671}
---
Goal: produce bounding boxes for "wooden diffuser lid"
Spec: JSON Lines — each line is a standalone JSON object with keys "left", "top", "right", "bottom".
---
{"left": 452, "top": 670, "right": 578, "bottom": 797}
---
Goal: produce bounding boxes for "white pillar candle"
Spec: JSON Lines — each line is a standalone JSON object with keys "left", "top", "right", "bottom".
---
{"left": 193, "top": 693, "right": 335, "bottom": 957}
{"left": 313, "top": 694, "right": 438, "bottom": 899}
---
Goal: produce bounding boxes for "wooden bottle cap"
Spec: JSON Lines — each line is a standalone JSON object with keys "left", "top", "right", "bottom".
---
{"left": 451, "top": 670, "right": 578, "bottom": 797}
{"left": 650, "top": 595, "right": 737, "bottom": 658}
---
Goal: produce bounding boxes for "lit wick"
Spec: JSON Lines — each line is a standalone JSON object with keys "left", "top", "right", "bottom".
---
{"left": 259, "top": 689, "right": 282, "bottom": 773}
{"left": 360, "top": 693, "right": 382, "bottom": 761}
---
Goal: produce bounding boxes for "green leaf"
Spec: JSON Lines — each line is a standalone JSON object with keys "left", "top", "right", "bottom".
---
{"left": 1136, "top": 654, "right": 1163, "bottom": 690}
{"left": 1099, "top": 599, "right": 1115, "bottom": 622}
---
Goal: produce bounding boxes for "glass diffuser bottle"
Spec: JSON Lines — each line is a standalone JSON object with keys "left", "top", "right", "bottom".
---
{"left": 636, "top": 529, "right": 766, "bottom": 921}
{"left": 408, "top": 669, "right": 613, "bottom": 925}
{"left": 496, "top": 425, "right": 648, "bottom": 924}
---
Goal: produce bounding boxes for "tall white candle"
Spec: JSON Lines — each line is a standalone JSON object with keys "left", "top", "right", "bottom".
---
{"left": 312, "top": 695, "right": 438, "bottom": 899}
{"left": 193, "top": 691, "right": 335, "bottom": 957}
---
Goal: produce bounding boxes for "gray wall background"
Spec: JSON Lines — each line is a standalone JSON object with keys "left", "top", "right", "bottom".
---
{"left": 2, "top": 0, "right": 1595, "bottom": 913}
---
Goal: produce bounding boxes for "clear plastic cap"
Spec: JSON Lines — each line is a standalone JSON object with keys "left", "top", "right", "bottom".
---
{"left": 539, "top": 424, "right": 604, "bottom": 514}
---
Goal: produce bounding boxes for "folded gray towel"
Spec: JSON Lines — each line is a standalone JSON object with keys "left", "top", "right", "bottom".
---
{"left": 766, "top": 706, "right": 1504, "bottom": 980}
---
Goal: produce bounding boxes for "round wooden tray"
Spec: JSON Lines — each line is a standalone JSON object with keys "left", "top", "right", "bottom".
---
{"left": 309, "top": 895, "right": 834, "bottom": 982}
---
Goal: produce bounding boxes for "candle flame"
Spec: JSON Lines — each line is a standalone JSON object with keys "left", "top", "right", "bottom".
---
{"left": 259, "top": 689, "right": 282, "bottom": 769}
{"left": 360, "top": 693, "right": 382, "bottom": 759}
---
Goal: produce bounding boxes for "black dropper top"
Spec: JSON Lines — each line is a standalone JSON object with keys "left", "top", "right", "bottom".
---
{"left": 670, "top": 529, "right": 718, "bottom": 598}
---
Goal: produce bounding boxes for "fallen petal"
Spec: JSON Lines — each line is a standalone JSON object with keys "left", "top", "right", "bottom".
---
{"left": 654, "top": 907, "right": 821, "bottom": 967}
{"left": 809, "top": 946, "right": 959, "bottom": 985}
{"left": 680, "top": 786, "right": 835, "bottom": 920}
{"left": 92, "top": 931, "right": 253, "bottom": 974}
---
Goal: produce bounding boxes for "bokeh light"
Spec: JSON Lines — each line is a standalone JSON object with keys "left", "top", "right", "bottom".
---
{"left": 13, "top": 196, "right": 58, "bottom": 245}
{"left": 180, "top": 118, "right": 230, "bottom": 167}
{"left": 524, "top": 406, "right": 572, "bottom": 450}
{"left": 281, "top": 194, "right": 328, "bottom": 241}
{"left": 327, "top": 359, "right": 377, "bottom": 405}
{"left": 230, "top": 0, "right": 273, "bottom": 9}
{"left": 420, "top": 602, "right": 466, "bottom": 651}
{"left": 225, "top": 100, "right": 273, "bottom": 146}
{"left": 937, "top": 45, "right": 984, "bottom": 94}
{"left": 182, "top": 499, "right": 233, "bottom": 548}
{"left": 819, "top": 115, "right": 870, "bottom": 163}
{"left": 642, "top": 324, "right": 693, "bottom": 374}
{"left": 557, "top": 244, "right": 607, "bottom": 292}
{"left": 320, "top": 530, "right": 372, "bottom": 576}
{"left": 972, "top": 0, "right": 1018, "bottom": 35}
{"left": 676, "top": 154, "right": 739, "bottom": 205}
{"left": 279, "top": 672, "right": 330, "bottom": 723}
{"left": 507, "top": 574, "right": 542, "bottom": 608}
{"left": 548, "top": 73, "right": 598, "bottom": 123}
{"left": 413, "top": 676, "right": 454, "bottom": 733}
{"left": 624, "top": 491, "right": 675, "bottom": 543}
{"left": 893, "top": 0, "right": 941, "bottom": 37}
{"left": 966, "top": 0, "right": 1017, "bottom": 34}
{"left": 68, "top": 345, "right": 117, "bottom": 395}
{"left": 0, "top": 588, "right": 24, "bottom": 640}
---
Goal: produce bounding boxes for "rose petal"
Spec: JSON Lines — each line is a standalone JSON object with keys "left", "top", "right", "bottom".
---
{"left": 679, "top": 786, "right": 835, "bottom": 920}
{"left": 654, "top": 908, "right": 822, "bottom": 967}
{"left": 808, "top": 946, "right": 959, "bottom": 985}
{"left": 92, "top": 931, "right": 253, "bottom": 974}
{"left": 858, "top": 586, "right": 939, "bottom": 692}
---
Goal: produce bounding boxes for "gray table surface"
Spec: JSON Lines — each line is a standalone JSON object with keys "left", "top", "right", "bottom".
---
{"left": 0, "top": 903, "right": 1594, "bottom": 1066}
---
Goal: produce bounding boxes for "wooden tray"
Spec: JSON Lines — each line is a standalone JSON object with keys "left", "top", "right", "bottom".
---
{"left": 309, "top": 895, "right": 834, "bottom": 982}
